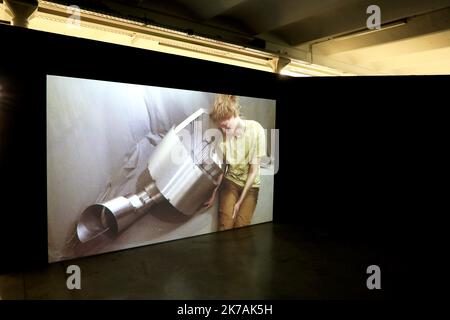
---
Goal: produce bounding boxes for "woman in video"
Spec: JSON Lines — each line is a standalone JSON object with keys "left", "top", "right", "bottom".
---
{"left": 204, "top": 94, "right": 266, "bottom": 230}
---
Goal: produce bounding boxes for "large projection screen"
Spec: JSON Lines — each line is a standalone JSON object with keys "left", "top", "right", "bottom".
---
{"left": 47, "top": 75, "right": 276, "bottom": 262}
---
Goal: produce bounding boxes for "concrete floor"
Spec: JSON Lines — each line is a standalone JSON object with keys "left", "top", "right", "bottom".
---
{"left": 0, "top": 223, "right": 399, "bottom": 299}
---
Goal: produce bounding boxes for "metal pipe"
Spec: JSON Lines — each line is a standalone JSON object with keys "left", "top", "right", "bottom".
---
{"left": 76, "top": 109, "right": 223, "bottom": 243}
{"left": 77, "top": 181, "right": 163, "bottom": 243}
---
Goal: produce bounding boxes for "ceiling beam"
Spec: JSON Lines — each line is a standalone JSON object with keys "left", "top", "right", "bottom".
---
{"left": 312, "top": 7, "right": 450, "bottom": 56}
{"left": 273, "top": 0, "right": 450, "bottom": 46}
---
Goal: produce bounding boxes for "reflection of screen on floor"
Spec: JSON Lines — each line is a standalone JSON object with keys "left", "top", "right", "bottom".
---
{"left": 46, "top": 75, "right": 276, "bottom": 263}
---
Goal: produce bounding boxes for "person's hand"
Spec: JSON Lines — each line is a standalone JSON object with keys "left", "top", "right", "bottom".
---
{"left": 232, "top": 200, "right": 242, "bottom": 219}
{"left": 203, "top": 193, "right": 216, "bottom": 209}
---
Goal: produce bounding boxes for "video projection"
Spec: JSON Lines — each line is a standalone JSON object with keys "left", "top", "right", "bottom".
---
{"left": 47, "top": 75, "right": 276, "bottom": 262}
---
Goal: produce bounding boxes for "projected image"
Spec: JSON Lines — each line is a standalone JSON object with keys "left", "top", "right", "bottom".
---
{"left": 47, "top": 75, "right": 276, "bottom": 262}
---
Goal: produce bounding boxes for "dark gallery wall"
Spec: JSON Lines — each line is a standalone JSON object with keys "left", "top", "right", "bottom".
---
{"left": 0, "top": 24, "right": 439, "bottom": 273}
{"left": 278, "top": 77, "right": 430, "bottom": 227}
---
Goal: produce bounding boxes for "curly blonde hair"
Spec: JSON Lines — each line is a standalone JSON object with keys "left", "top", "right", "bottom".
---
{"left": 210, "top": 94, "right": 241, "bottom": 123}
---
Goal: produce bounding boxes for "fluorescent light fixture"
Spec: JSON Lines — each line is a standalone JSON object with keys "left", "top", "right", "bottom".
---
{"left": 279, "top": 69, "right": 311, "bottom": 77}
{"left": 158, "top": 41, "right": 273, "bottom": 72}
{"left": 334, "top": 20, "right": 407, "bottom": 41}
{"left": 279, "top": 58, "right": 350, "bottom": 77}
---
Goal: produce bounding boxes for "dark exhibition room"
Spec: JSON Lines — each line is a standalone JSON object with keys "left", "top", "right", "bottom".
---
{"left": 0, "top": 0, "right": 447, "bottom": 310}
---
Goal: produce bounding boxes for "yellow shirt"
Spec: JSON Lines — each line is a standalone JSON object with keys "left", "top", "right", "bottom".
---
{"left": 220, "top": 120, "right": 266, "bottom": 188}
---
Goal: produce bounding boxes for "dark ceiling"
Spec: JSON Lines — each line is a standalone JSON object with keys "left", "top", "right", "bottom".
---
{"left": 48, "top": 0, "right": 450, "bottom": 50}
